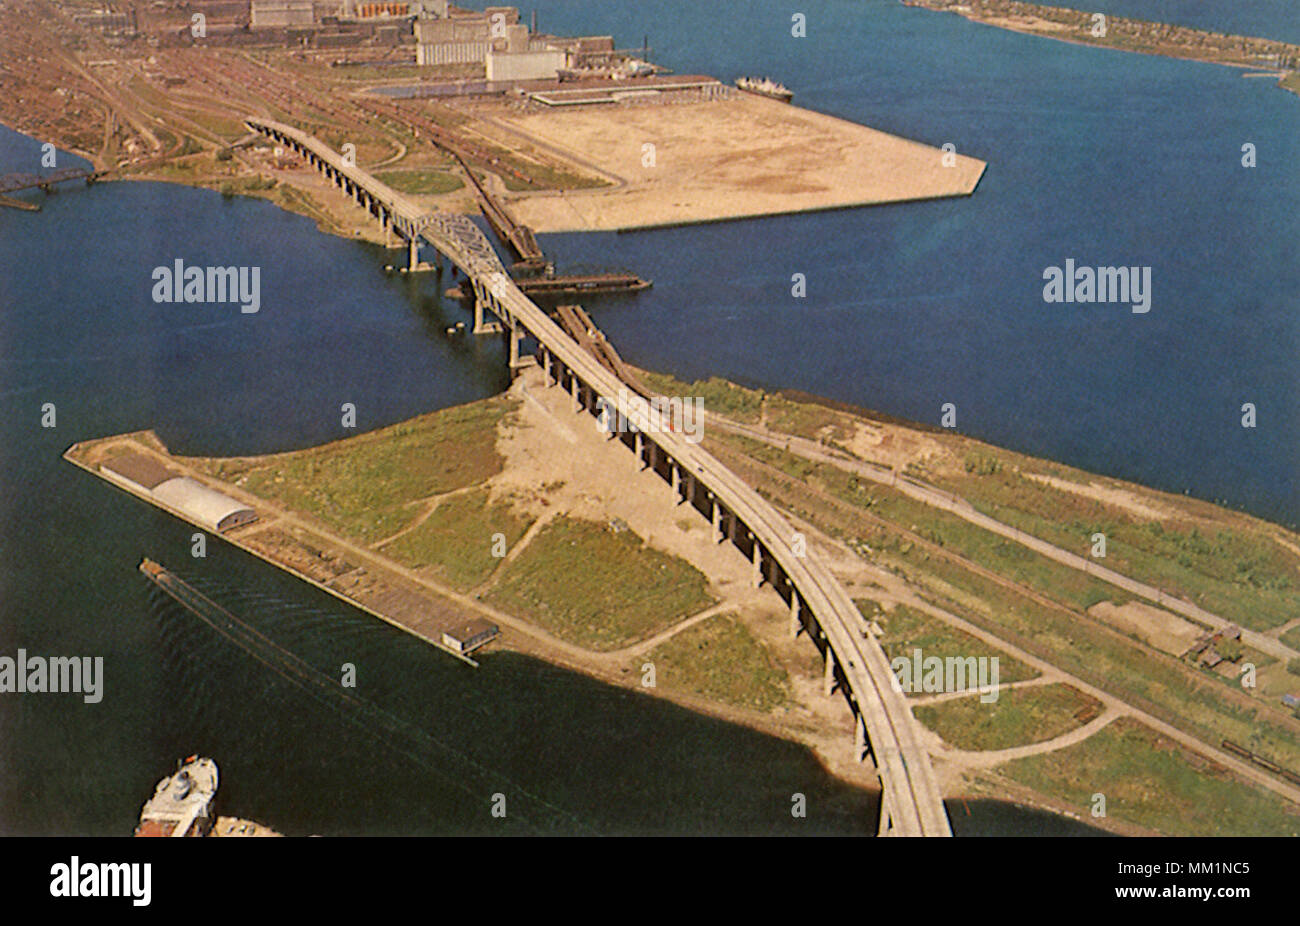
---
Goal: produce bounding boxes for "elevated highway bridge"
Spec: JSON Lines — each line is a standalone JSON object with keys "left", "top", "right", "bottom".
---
{"left": 245, "top": 116, "right": 952, "bottom": 836}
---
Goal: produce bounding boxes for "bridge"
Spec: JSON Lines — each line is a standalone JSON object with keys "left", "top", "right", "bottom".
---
{"left": 0, "top": 167, "right": 100, "bottom": 195}
{"left": 0, "top": 168, "right": 101, "bottom": 211}
{"left": 245, "top": 117, "right": 952, "bottom": 836}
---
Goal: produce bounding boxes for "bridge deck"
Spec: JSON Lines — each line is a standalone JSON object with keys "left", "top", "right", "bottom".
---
{"left": 245, "top": 117, "right": 951, "bottom": 836}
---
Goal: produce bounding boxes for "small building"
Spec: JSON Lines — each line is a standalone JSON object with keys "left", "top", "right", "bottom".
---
{"left": 485, "top": 45, "right": 566, "bottom": 82}
{"left": 1283, "top": 694, "right": 1300, "bottom": 708}
{"left": 251, "top": 0, "right": 314, "bottom": 28}
{"left": 441, "top": 618, "right": 499, "bottom": 654}
{"left": 151, "top": 477, "right": 257, "bottom": 533}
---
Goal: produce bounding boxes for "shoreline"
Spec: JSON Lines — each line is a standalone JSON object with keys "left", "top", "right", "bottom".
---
{"left": 900, "top": 0, "right": 1300, "bottom": 98}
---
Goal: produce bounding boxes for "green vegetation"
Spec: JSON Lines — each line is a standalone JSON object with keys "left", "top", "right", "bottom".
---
{"left": 646, "top": 614, "right": 788, "bottom": 711}
{"left": 932, "top": 464, "right": 1300, "bottom": 633}
{"left": 1288, "top": 658, "right": 1300, "bottom": 678}
{"left": 374, "top": 169, "right": 464, "bottom": 195}
{"left": 635, "top": 371, "right": 765, "bottom": 424}
{"left": 868, "top": 602, "right": 1037, "bottom": 687}
{"left": 719, "top": 432, "right": 1122, "bottom": 614}
{"left": 1000, "top": 717, "right": 1300, "bottom": 836}
{"left": 197, "top": 397, "right": 515, "bottom": 544}
{"left": 383, "top": 488, "right": 534, "bottom": 590}
{"left": 914, "top": 683, "right": 1101, "bottom": 751}
{"left": 764, "top": 393, "right": 854, "bottom": 443}
{"left": 707, "top": 428, "right": 1300, "bottom": 772}
{"left": 487, "top": 516, "right": 715, "bottom": 651}
{"left": 1281, "top": 624, "right": 1300, "bottom": 651}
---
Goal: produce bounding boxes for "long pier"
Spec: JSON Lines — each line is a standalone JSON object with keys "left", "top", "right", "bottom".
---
{"left": 0, "top": 167, "right": 101, "bottom": 210}
{"left": 245, "top": 116, "right": 951, "bottom": 836}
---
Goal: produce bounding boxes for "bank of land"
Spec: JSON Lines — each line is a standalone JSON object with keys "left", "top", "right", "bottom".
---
{"left": 67, "top": 367, "right": 1300, "bottom": 836}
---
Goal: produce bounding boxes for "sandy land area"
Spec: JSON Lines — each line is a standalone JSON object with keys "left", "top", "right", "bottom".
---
{"left": 479, "top": 95, "right": 986, "bottom": 232}
{"left": 1087, "top": 601, "right": 1204, "bottom": 656}
{"left": 1025, "top": 472, "right": 1173, "bottom": 521}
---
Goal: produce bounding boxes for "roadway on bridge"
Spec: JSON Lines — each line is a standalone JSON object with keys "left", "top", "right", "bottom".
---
{"left": 244, "top": 116, "right": 952, "bottom": 836}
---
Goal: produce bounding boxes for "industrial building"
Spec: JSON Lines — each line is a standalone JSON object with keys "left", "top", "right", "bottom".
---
{"left": 250, "top": 0, "right": 315, "bottom": 28}
{"left": 440, "top": 618, "right": 500, "bottom": 654}
{"left": 100, "top": 452, "right": 257, "bottom": 533}
{"left": 412, "top": 4, "right": 614, "bottom": 82}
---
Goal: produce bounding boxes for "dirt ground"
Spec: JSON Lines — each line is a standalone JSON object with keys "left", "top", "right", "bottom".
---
{"left": 478, "top": 94, "right": 986, "bottom": 231}
{"left": 1087, "top": 600, "right": 1205, "bottom": 656}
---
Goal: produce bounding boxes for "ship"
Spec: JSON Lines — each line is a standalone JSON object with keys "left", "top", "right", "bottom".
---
{"left": 134, "top": 755, "right": 219, "bottom": 837}
{"left": 735, "top": 76, "right": 793, "bottom": 103}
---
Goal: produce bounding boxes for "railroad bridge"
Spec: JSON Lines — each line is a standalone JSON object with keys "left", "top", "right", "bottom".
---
{"left": 245, "top": 117, "right": 953, "bottom": 836}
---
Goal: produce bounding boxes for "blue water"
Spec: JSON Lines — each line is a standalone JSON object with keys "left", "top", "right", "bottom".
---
{"left": 528, "top": 0, "right": 1300, "bottom": 527}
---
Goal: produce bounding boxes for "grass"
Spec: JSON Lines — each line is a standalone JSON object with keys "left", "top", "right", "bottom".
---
{"left": 948, "top": 469, "right": 1300, "bottom": 633}
{"left": 383, "top": 488, "right": 534, "bottom": 591}
{"left": 914, "top": 683, "right": 1102, "bottom": 752}
{"left": 646, "top": 614, "right": 788, "bottom": 712}
{"left": 374, "top": 169, "right": 464, "bottom": 195}
{"left": 487, "top": 516, "right": 715, "bottom": 651}
{"left": 634, "top": 371, "right": 765, "bottom": 424}
{"left": 1281, "top": 624, "right": 1300, "bottom": 651}
{"left": 869, "top": 602, "right": 1037, "bottom": 688}
{"left": 707, "top": 430, "right": 1300, "bottom": 772}
{"left": 196, "top": 397, "right": 515, "bottom": 545}
{"left": 1000, "top": 717, "right": 1300, "bottom": 836}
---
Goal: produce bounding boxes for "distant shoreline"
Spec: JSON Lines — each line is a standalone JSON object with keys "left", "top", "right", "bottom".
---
{"left": 902, "top": 0, "right": 1300, "bottom": 98}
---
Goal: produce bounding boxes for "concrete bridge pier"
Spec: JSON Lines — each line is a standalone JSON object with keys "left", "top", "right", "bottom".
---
{"left": 824, "top": 649, "right": 838, "bottom": 697}
{"left": 854, "top": 713, "right": 866, "bottom": 762}
{"left": 790, "top": 595, "right": 803, "bottom": 639}
{"left": 470, "top": 280, "right": 502, "bottom": 334}
{"left": 408, "top": 235, "right": 420, "bottom": 272}
{"left": 507, "top": 323, "right": 521, "bottom": 373}
{"left": 710, "top": 497, "right": 722, "bottom": 543}
{"left": 749, "top": 534, "right": 763, "bottom": 587}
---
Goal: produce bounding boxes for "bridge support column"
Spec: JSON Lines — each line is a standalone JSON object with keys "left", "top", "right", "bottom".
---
{"left": 789, "top": 596, "right": 802, "bottom": 639}
{"left": 878, "top": 789, "right": 892, "bottom": 837}
{"left": 710, "top": 498, "right": 722, "bottom": 543}
{"left": 670, "top": 463, "right": 680, "bottom": 497}
{"left": 541, "top": 349, "right": 552, "bottom": 383}
{"left": 633, "top": 431, "right": 643, "bottom": 466}
{"left": 408, "top": 236, "right": 420, "bottom": 271}
{"left": 507, "top": 324, "right": 520, "bottom": 372}
{"left": 823, "top": 650, "right": 837, "bottom": 697}
{"left": 571, "top": 376, "right": 582, "bottom": 412}
{"left": 854, "top": 713, "right": 866, "bottom": 762}
{"left": 750, "top": 535, "right": 763, "bottom": 588}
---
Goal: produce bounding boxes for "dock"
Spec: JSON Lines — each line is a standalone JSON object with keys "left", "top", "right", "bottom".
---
{"left": 516, "top": 271, "right": 651, "bottom": 297}
{"left": 65, "top": 433, "right": 499, "bottom": 666}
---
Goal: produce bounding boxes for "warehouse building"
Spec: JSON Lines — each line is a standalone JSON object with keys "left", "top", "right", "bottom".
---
{"left": 250, "top": 0, "right": 315, "bottom": 28}
{"left": 99, "top": 452, "right": 256, "bottom": 534}
{"left": 151, "top": 478, "right": 257, "bottom": 533}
